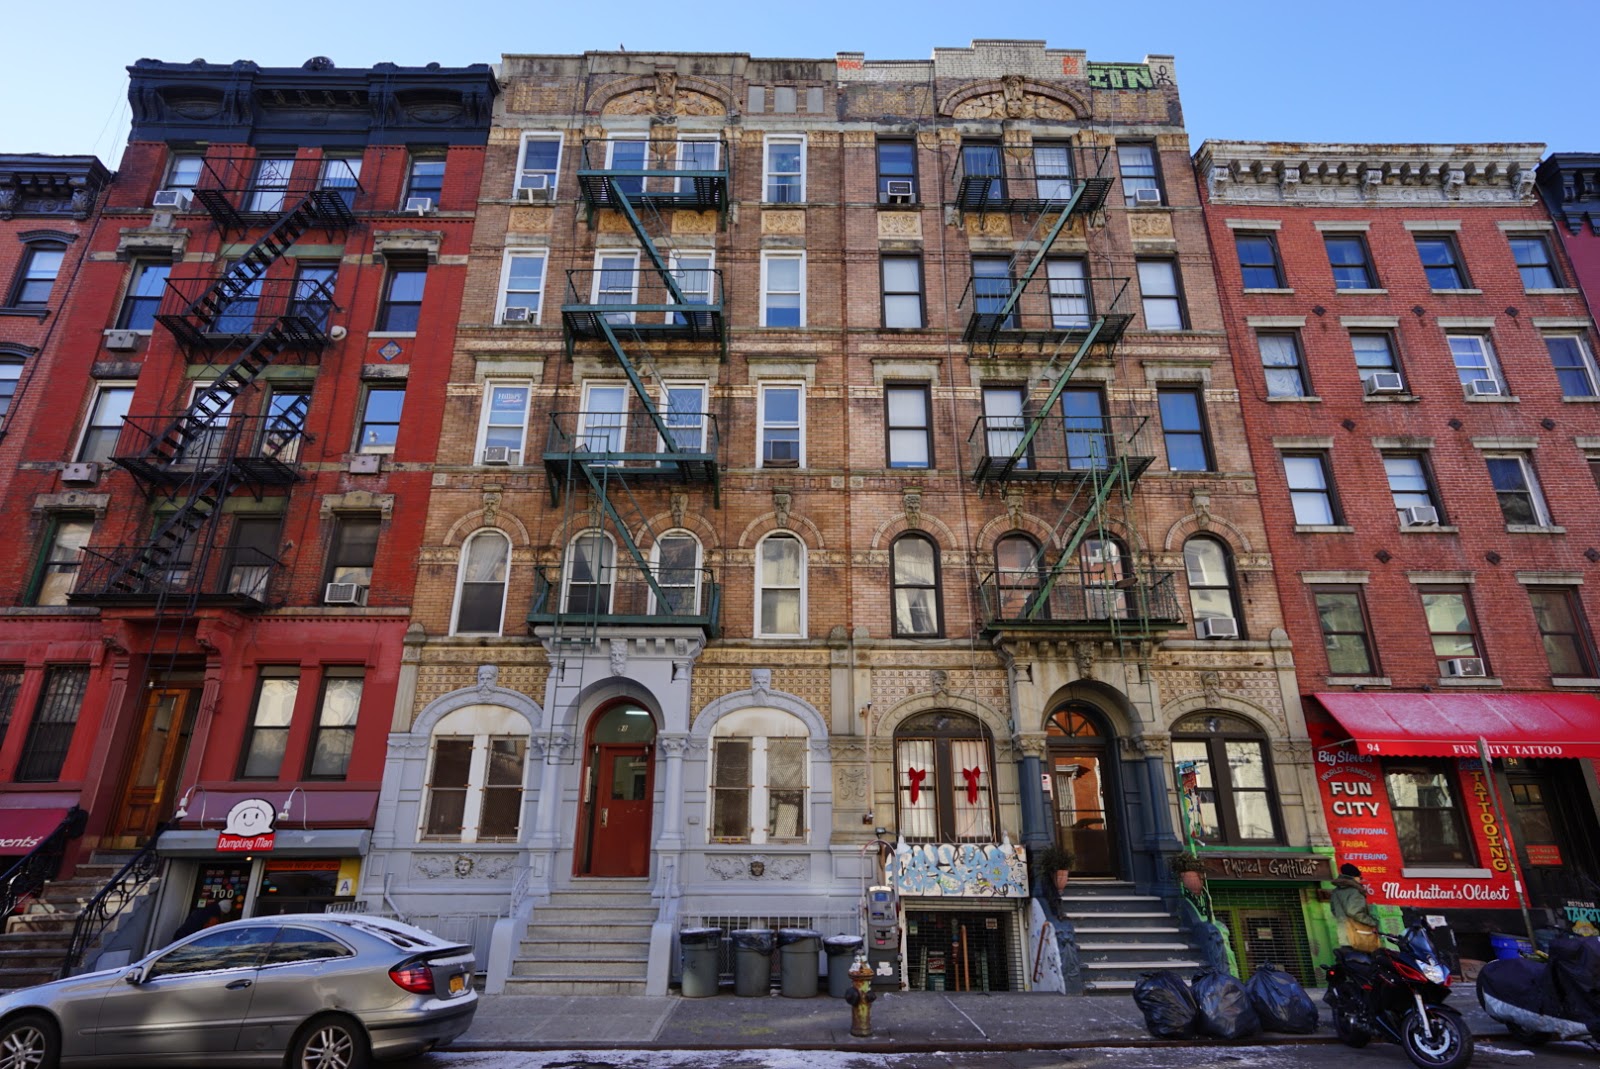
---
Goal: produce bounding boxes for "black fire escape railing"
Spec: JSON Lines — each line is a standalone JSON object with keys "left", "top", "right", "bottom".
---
{"left": 0, "top": 808, "right": 86, "bottom": 919}
{"left": 61, "top": 820, "right": 171, "bottom": 978}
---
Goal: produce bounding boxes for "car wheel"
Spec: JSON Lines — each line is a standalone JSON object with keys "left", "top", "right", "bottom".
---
{"left": 288, "top": 1014, "right": 369, "bottom": 1069}
{"left": 0, "top": 1013, "right": 60, "bottom": 1069}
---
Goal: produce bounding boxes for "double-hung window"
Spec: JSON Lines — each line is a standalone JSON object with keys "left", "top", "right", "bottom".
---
{"left": 961, "top": 142, "right": 1003, "bottom": 201}
{"left": 1415, "top": 235, "right": 1469, "bottom": 289}
{"left": 651, "top": 532, "right": 701, "bottom": 616}
{"left": 1157, "top": 389, "right": 1211, "bottom": 472}
{"left": 324, "top": 515, "right": 379, "bottom": 599}
{"left": 764, "top": 136, "right": 804, "bottom": 203}
{"left": 453, "top": 530, "right": 511, "bottom": 635}
{"left": 1284, "top": 453, "right": 1340, "bottom": 525}
{"left": 32, "top": 516, "right": 93, "bottom": 607}
{"left": 668, "top": 252, "right": 714, "bottom": 323}
{"left": 1508, "top": 234, "right": 1561, "bottom": 290}
{"left": 758, "top": 384, "right": 803, "bottom": 468}
{"left": 972, "top": 257, "right": 1016, "bottom": 329}
{"left": 1117, "top": 143, "right": 1161, "bottom": 206}
{"left": 760, "top": 252, "right": 804, "bottom": 327}
{"left": 1259, "top": 332, "right": 1309, "bottom": 397}
{"left": 305, "top": 671, "right": 362, "bottom": 779}
{"left": 1062, "top": 387, "right": 1110, "bottom": 470}
{"left": 517, "top": 134, "right": 562, "bottom": 197}
{"left": 1184, "top": 537, "right": 1240, "bottom": 636}
{"left": 318, "top": 154, "right": 362, "bottom": 210}
{"left": 885, "top": 384, "right": 931, "bottom": 469}
{"left": 1313, "top": 586, "right": 1378, "bottom": 677}
{"left": 890, "top": 534, "right": 941, "bottom": 637}
{"left": 710, "top": 710, "right": 809, "bottom": 844}
{"left": 116, "top": 261, "right": 170, "bottom": 330}
{"left": 225, "top": 516, "right": 280, "bottom": 600}
{"left": 563, "top": 531, "right": 614, "bottom": 615}
{"left": 1448, "top": 334, "right": 1504, "bottom": 393}
{"left": 1324, "top": 235, "right": 1376, "bottom": 290}
{"left": 1385, "top": 760, "right": 1474, "bottom": 866}
{"left": 1352, "top": 332, "right": 1401, "bottom": 390}
{"left": 1485, "top": 453, "right": 1551, "bottom": 527}
{"left": 756, "top": 533, "right": 805, "bottom": 637}
{"left": 876, "top": 140, "right": 917, "bottom": 203}
{"left": 76, "top": 383, "right": 134, "bottom": 465}
{"left": 1384, "top": 454, "right": 1443, "bottom": 524}
{"left": 1034, "top": 142, "right": 1076, "bottom": 199}
{"left": 1047, "top": 258, "right": 1090, "bottom": 328}
{"left": 479, "top": 382, "right": 530, "bottom": 464}
{"left": 9, "top": 243, "right": 65, "bottom": 307}
{"left": 376, "top": 267, "right": 425, "bottom": 332}
{"left": 881, "top": 256, "right": 923, "bottom": 328}
{"left": 1137, "top": 260, "right": 1184, "bottom": 330}
{"left": 404, "top": 153, "right": 445, "bottom": 208}
{"left": 0, "top": 353, "right": 21, "bottom": 429}
{"left": 239, "top": 669, "right": 299, "bottom": 779}
{"left": 164, "top": 154, "right": 204, "bottom": 195}
{"left": 1545, "top": 334, "right": 1599, "bottom": 397}
{"left": 1234, "top": 232, "right": 1284, "bottom": 289}
{"left": 982, "top": 386, "right": 1028, "bottom": 469}
{"left": 1419, "top": 586, "right": 1486, "bottom": 674}
{"left": 1528, "top": 587, "right": 1597, "bottom": 679}
{"left": 357, "top": 386, "right": 404, "bottom": 455}
{"left": 500, "top": 250, "right": 546, "bottom": 324}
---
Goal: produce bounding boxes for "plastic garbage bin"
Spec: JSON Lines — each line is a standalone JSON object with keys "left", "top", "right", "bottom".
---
{"left": 778, "top": 927, "right": 822, "bottom": 998}
{"left": 680, "top": 927, "right": 722, "bottom": 998}
{"left": 823, "top": 935, "right": 864, "bottom": 997}
{"left": 732, "top": 928, "right": 775, "bottom": 997}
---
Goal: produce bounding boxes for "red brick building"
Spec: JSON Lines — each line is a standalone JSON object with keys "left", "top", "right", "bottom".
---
{"left": 1197, "top": 141, "right": 1600, "bottom": 957}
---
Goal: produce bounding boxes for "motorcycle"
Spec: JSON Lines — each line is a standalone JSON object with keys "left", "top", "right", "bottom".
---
{"left": 1477, "top": 933, "right": 1600, "bottom": 1049}
{"left": 1325, "top": 922, "right": 1474, "bottom": 1069}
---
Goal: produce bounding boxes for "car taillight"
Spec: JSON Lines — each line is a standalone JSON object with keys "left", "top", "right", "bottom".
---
{"left": 390, "top": 962, "right": 435, "bottom": 994}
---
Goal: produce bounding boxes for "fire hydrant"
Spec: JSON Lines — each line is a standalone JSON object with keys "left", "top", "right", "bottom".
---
{"left": 845, "top": 956, "right": 876, "bottom": 1037}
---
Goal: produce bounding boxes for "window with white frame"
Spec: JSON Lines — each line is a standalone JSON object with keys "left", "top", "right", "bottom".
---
{"left": 651, "top": 531, "right": 701, "bottom": 616}
{"left": 756, "top": 532, "right": 805, "bottom": 637}
{"left": 422, "top": 705, "right": 528, "bottom": 843}
{"left": 453, "top": 529, "right": 511, "bottom": 634}
{"left": 1545, "top": 334, "right": 1599, "bottom": 398}
{"left": 709, "top": 708, "right": 809, "bottom": 844}
{"left": 499, "top": 250, "right": 547, "bottom": 324}
{"left": 1448, "top": 334, "right": 1504, "bottom": 392}
{"left": 758, "top": 383, "right": 804, "bottom": 468}
{"left": 479, "top": 382, "right": 531, "bottom": 464}
{"left": 660, "top": 382, "right": 707, "bottom": 454}
{"left": 1485, "top": 453, "right": 1551, "bottom": 527}
{"left": 516, "top": 133, "right": 562, "bottom": 197}
{"left": 761, "top": 251, "right": 804, "bottom": 327}
{"left": 764, "top": 135, "right": 805, "bottom": 203}
{"left": 593, "top": 252, "right": 639, "bottom": 324}
{"left": 76, "top": 383, "right": 135, "bottom": 464}
{"left": 563, "top": 530, "right": 615, "bottom": 614}
{"left": 668, "top": 252, "right": 714, "bottom": 323}
{"left": 676, "top": 138, "right": 721, "bottom": 194}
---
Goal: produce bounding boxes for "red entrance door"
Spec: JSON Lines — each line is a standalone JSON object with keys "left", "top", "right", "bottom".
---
{"left": 577, "top": 703, "right": 657, "bottom": 877}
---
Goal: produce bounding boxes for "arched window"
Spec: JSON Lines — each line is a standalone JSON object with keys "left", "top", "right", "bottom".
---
{"left": 894, "top": 711, "right": 996, "bottom": 843}
{"left": 1171, "top": 712, "right": 1281, "bottom": 845}
{"left": 709, "top": 708, "right": 810, "bottom": 844}
{"left": 650, "top": 530, "right": 701, "bottom": 616}
{"left": 756, "top": 532, "right": 805, "bottom": 637}
{"left": 421, "top": 705, "right": 529, "bottom": 843}
{"left": 453, "top": 530, "right": 510, "bottom": 634}
{"left": 1079, "top": 535, "right": 1129, "bottom": 619}
{"left": 563, "top": 530, "right": 615, "bottom": 614}
{"left": 994, "top": 533, "right": 1043, "bottom": 620}
{"left": 1183, "top": 536, "right": 1241, "bottom": 638}
{"left": 891, "top": 533, "right": 942, "bottom": 637}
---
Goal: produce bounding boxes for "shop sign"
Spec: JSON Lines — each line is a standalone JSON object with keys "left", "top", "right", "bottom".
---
{"left": 1200, "top": 853, "right": 1332, "bottom": 882}
{"left": 1526, "top": 844, "right": 1563, "bottom": 867}
{"left": 216, "top": 798, "right": 277, "bottom": 853}
{"left": 888, "top": 842, "right": 1028, "bottom": 898}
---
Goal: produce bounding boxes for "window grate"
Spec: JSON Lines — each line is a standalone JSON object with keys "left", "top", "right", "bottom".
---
{"left": 905, "top": 906, "right": 1023, "bottom": 992}
{"left": 16, "top": 666, "right": 87, "bottom": 782}
{"left": 1209, "top": 886, "right": 1316, "bottom": 986}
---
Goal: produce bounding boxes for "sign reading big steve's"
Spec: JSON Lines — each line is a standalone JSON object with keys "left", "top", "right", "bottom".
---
{"left": 217, "top": 798, "right": 277, "bottom": 853}
{"left": 1307, "top": 715, "right": 1516, "bottom": 909}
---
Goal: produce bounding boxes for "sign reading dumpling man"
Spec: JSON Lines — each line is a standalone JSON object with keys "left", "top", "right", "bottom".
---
{"left": 217, "top": 797, "right": 277, "bottom": 853}
{"left": 889, "top": 842, "right": 1029, "bottom": 898}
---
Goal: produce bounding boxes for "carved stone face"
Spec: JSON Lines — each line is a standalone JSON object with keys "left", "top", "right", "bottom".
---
{"left": 749, "top": 860, "right": 765, "bottom": 877}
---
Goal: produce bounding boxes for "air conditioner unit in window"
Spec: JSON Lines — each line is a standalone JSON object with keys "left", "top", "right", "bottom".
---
{"left": 1444, "top": 657, "right": 1487, "bottom": 677}
{"left": 61, "top": 462, "right": 99, "bottom": 486}
{"left": 404, "top": 196, "right": 434, "bottom": 215}
{"left": 104, "top": 330, "right": 140, "bottom": 351}
{"left": 481, "top": 446, "right": 515, "bottom": 465}
{"left": 1401, "top": 505, "right": 1441, "bottom": 527}
{"left": 324, "top": 582, "right": 368, "bottom": 606}
{"left": 885, "top": 180, "right": 914, "bottom": 204}
{"left": 1133, "top": 187, "right": 1164, "bottom": 205}
{"left": 1199, "top": 617, "right": 1239, "bottom": 639}
{"left": 1466, "top": 378, "right": 1503, "bottom": 397}
{"left": 501, "top": 307, "right": 531, "bottom": 323}
{"left": 152, "top": 188, "right": 191, "bottom": 211}
{"left": 518, "top": 175, "right": 550, "bottom": 201}
{"left": 1365, "top": 372, "right": 1405, "bottom": 395}
{"left": 347, "top": 454, "right": 381, "bottom": 475}
{"left": 764, "top": 440, "right": 800, "bottom": 467}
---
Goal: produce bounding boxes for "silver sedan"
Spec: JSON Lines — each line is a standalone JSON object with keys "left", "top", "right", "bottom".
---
{"left": 0, "top": 912, "right": 476, "bottom": 1069}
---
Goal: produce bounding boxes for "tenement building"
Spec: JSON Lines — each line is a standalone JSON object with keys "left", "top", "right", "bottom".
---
{"left": 368, "top": 40, "right": 1328, "bottom": 996}
{"left": 1196, "top": 140, "right": 1600, "bottom": 962}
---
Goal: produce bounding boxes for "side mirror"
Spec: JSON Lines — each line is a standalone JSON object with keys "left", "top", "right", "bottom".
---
{"left": 123, "top": 967, "right": 144, "bottom": 986}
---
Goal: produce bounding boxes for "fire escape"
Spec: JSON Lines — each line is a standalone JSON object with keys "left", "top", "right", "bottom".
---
{"left": 956, "top": 145, "right": 1183, "bottom": 641}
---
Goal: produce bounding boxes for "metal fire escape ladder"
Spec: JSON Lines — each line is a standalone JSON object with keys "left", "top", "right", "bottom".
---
{"left": 980, "top": 183, "right": 1088, "bottom": 356}
{"left": 1019, "top": 457, "right": 1128, "bottom": 624}
{"left": 982, "top": 318, "right": 1106, "bottom": 486}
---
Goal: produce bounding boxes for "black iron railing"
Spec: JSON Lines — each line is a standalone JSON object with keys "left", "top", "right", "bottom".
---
{"left": 72, "top": 545, "right": 283, "bottom": 604}
{"left": 61, "top": 821, "right": 170, "bottom": 977}
{"left": 959, "top": 274, "right": 1132, "bottom": 348}
{"left": 527, "top": 564, "right": 721, "bottom": 634}
{"left": 952, "top": 144, "right": 1113, "bottom": 215}
{"left": 977, "top": 570, "right": 1185, "bottom": 630}
{"left": 967, "top": 412, "right": 1155, "bottom": 484}
{"left": 0, "top": 807, "right": 85, "bottom": 918}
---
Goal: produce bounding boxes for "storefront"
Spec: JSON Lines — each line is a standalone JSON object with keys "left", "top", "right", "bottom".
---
{"left": 1195, "top": 853, "right": 1332, "bottom": 986}
{"left": 887, "top": 841, "right": 1031, "bottom": 992}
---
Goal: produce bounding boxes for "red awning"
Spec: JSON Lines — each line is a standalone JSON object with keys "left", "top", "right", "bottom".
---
{"left": 1314, "top": 691, "right": 1600, "bottom": 759}
{"left": 0, "top": 808, "right": 70, "bottom": 853}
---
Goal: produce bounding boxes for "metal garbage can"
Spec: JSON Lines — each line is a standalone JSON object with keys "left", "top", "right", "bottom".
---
{"left": 823, "top": 935, "right": 864, "bottom": 997}
{"left": 778, "top": 927, "right": 822, "bottom": 998}
{"left": 732, "top": 928, "right": 775, "bottom": 997}
{"left": 680, "top": 927, "right": 722, "bottom": 998}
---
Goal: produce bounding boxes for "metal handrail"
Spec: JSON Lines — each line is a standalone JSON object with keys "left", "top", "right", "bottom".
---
{"left": 0, "top": 808, "right": 85, "bottom": 918}
{"left": 61, "top": 820, "right": 170, "bottom": 977}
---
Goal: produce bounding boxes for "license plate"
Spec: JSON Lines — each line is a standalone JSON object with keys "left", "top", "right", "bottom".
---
{"left": 448, "top": 974, "right": 466, "bottom": 995}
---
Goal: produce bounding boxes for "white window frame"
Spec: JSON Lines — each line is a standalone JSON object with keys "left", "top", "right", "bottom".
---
{"left": 420, "top": 706, "right": 529, "bottom": 844}
{"left": 580, "top": 380, "right": 629, "bottom": 460}
{"left": 1485, "top": 453, "right": 1552, "bottom": 528}
{"left": 760, "top": 250, "right": 806, "bottom": 328}
{"left": 74, "top": 381, "right": 136, "bottom": 464}
{"left": 659, "top": 381, "right": 708, "bottom": 456}
{"left": 757, "top": 382, "right": 805, "bottom": 469}
{"left": 164, "top": 153, "right": 205, "bottom": 192}
{"left": 707, "top": 708, "right": 811, "bottom": 845}
{"left": 1446, "top": 333, "right": 1505, "bottom": 392}
{"left": 1545, "top": 333, "right": 1600, "bottom": 397}
{"left": 666, "top": 250, "right": 715, "bottom": 324}
{"left": 516, "top": 132, "right": 564, "bottom": 197}
{"left": 675, "top": 137, "right": 721, "bottom": 194}
{"left": 755, "top": 531, "right": 806, "bottom": 638}
{"left": 476, "top": 380, "right": 532, "bottom": 465}
{"left": 763, "top": 134, "right": 806, "bottom": 204}
{"left": 451, "top": 529, "right": 512, "bottom": 636}
{"left": 592, "top": 250, "right": 640, "bottom": 324}
{"left": 605, "top": 137, "right": 649, "bottom": 196}
{"left": 497, "top": 248, "right": 548, "bottom": 325}
{"left": 649, "top": 529, "right": 703, "bottom": 616}
{"left": 562, "top": 529, "right": 617, "bottom": 614}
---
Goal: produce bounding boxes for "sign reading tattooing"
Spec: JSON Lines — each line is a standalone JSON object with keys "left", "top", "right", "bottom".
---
{"left": 216, "top": 798, "right": 277, "bottom": 853}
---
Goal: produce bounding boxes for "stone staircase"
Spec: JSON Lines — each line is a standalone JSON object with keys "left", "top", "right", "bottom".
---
{"left": 0, "top": 852, "right": 154, "bottom": 993}
{"left": 504, "top": 880, "right": 656, "bottom": 995}
{"left": 1061, "top": 880, "right": 1203, "bottom": 993}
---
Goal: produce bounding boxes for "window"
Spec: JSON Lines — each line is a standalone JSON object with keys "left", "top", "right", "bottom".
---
{"left": 214, "top": 260, "right": 261, "bottom": 334}
{"left": 0, "top": 667, "right": 23, "bottom": 757}
{"left": 1419, "top": 586, "right": 1485, "bottom": 673}
{"left": 994, "top": 534, "right": 1043, "bottom": 619}
{"left": 1157, "top": 389, "right": 1211, "bottom": 472}
{"left": 1062, "top": 387, "right": 1110, "bottom": 470}
{"left": 709, "top": 709, "right": 810, "bottom": 843}
{"left": 318, "top": 154, "right": 362, "bottom": 210}
{"left": 668, "top": 252, "right": 714, "bottom": 323}
{"left": 164, "top": 154, "right": 204, "bottom": 193}
{"left": 289, "top": 262, "right": 336, "bottom": 332}
{"left": 239, "top": 669, "right": 299, "bottom": 779}
{"left": 651, "top": 532, "right": 701, "bottom": 615}
{"left": 1118, "top": 143, "right": 1161, "bottom": 206}
{"left": 760, "top": 252, "right": 804, "bottom": 327}
{"left": 422, "top": 706, "right": 528, "bottom": 843}
{"left": 1546, "top": 335, "right": 1599, "bottom": 397}
{"left": 32, "top": 516, "right": 93, "bottom": 606}
{"left": 579, "top": 382, "right": 627, "bottom": 457}
{"left": 14, "top": 666, "right": 86, "bottom": 782}
{"left": 972, "top": 257, "right": 1016, "bottom": 329}
{"left": 1047, "top": 258, "right": 1090, "bottom": 328}
{"left": 479, "top": 382, "right": 530, "bottom": 464}
{"left": 247, "top": 156, "right": 292, "bottom": 214}
{"left": 758, "top": 383, "right": 803, "bottom": 468}
{"left": 75, "top": 384, "right": 134, "bottom": 464}
{"left": 1080, "top": 536, "right": 1129, "bottom": 619}
{"left": 661, "top": 382, "right": 706, "bottom": 453}
{"left": 453, "top": 530, "right": 510, "bottom": 634}
{"left": 675, "top": 138, "right": 721, "bottom": 195}
{"left": 881, "top": 256, "right": 923, "bottom": 328}
{"left": 149, "top": 926, "right": 277, "bottom": 980}
{"left": 764, "top": 136, "right": 804, "bottom": 203}
{"left": 1259, "top": 332, "right": 1309, "bottom": 397}
{"left": 376, "top": 267, "right": 425, "bottom": 332}
{"left": 357, "top": 385, "right": 404, "bottom": 455}
{"left": 1385, "top": 760, "right": 1473, "bottom": 866}
{"left": 1415, "top": 235, "right": 1469, "bottom": 289}
{"left": 982, "top": 386, "right": 1028, "bottom": 469}
{"left": 877, "top": 139, "right": 917, "bottom": 203}
{"left": 961, "top": 142, "right": 1003, "bottom": 201}
{"left": 404, "top": 153, "right": 445, "bottom": 207}
{"left": 1529, "top": 587, "right": 1597, "bottom": 678}
{"left": 1184, "top": 537, "right": 1239, "bottom": 635}
{"left": 500, "top": 251, "right": 546, "bottom": 324}
{"left": 1384, "top": 454, "right": 1442, "bottom": 523}
{"left": 895, "top": 711, "right": 996, "bottom": 842}
{"left": 1486, "top": 454, "right": 1550, "bottom": 527}
{"left": 1313, "top": 587, "right": 1378, "bottom": 676}
{"left": 1324, "top": 235, "right": 1376, "bottom": 290}
{"left": 1284, "top": 453, "right": 1339, "bottom": 525}
{"left": 116, "top": 261, "right": 170, "bottom": 330}
{"left": 1508, "top": 234, "right": 1561, "bottom": 289}
{"left": 1034, "top": 141, "right": 1076, "bottom": 199}
{"left": 1137, "top": 260, "right": 1184, "bottom": 330}
{"left": 604, "top": 138, "right": 647, "bottom": 197}
{"left": 324, "top": 514, "right": 379, "bottom": 596}
{"left": 0, "top": 354, "right": 20, "bottom": 428}
{"left": 225, "top": 516, "right": 280, "bottom": 600}
{"left": 1171, "top": 713, "right": 1281, "bottom": 844}
{"left": 756, "top": 533, "right": 804, "bottom": 637}
{"left": 1352, "top": 332, "right": 1401, "bottom": 389}
{"left": 9, "top": 243, "right": 65, "bottom": 307}
{"left": 1235, "top": 232, "right": 1284, "bottom": 289}
{"left": 1448, "top": 334, "right": 1504, "bottom": 392}
{"left": 562, "top": 531, "right": 614, "bottom": 615}
{"left": 517, "top": 134, "right": 562, "bottom": 196}
{"left": 885, "top": 384, "right": 932, "bottom": 469}
{"left": 891, "top": 534, "right": 942, "bottom": 637}
{"left": 305, "top": 671, "right": 362, "bottom": 779}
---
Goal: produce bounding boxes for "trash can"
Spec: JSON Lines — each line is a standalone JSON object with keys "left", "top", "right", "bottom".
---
{"left": 1490, "top": 932, "right": 1533, "bottom": 961}
{"left": 680, "top": 927, "right": 722, "bottom": 998}
{"left": 732, "top": 928, "right": 775, "bottom": 997}
{"left": 824, "top": 935, "right": 864, "bottom": 997}
{"left": 778, "top": 927, "right": 822, "bottom": 998}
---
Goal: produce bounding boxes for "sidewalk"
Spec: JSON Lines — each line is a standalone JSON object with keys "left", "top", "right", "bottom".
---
{"left": 457, "top": 983, "right": 1504, "bottom": 1052}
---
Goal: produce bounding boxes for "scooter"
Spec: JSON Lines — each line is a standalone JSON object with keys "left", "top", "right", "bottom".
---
{"left": 1477, "top": 933, "right": 1600, "bottom": 1050}
{"left": 1325, "top": 922, "right": 1474, "bottom": 1069}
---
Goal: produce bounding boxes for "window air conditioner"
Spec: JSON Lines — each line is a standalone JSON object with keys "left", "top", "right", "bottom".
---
{"left": 1466, "top": 378, "right": 1503, "bottom": 397}
{"left": 62, "top": 462, "right": 100, "bottom": 485}
{"left": 764, "top": 440, "right": 800, "bottom": 467}
{"left": 404, "top": 196, "right": 434, "bottom": 215}
{"left": 152, "top": 189, "right": 192, "bottom": 211}
{"left": 1401, "top": 505, "right": 1440, "bottom": 527}
{"left": 518, "top": 175, "right": 550, "bottom": 201}
{"left": 885, "top": 180, "right": 914, "bottom": 204}
{"left": 104, "top": 330, "right": 140, "bottom": 351}
{"left": 1364, "top": 372, "right": 1405, "bottom": 395}
{"left": 482, "top": 446, "right": 515, "bottom": 465}
{"left": 1199, "top": 616, "right": 1239, "bottom": 639}
{"left": 347, "top": 455, "right": 381, "bottom": 475}
{"left": 1444, "top": 657, "right": 1487, "bottom": 677}
{"left": 1133, "top": 186, "right": 1163, "bottom": 205}
{"left": 324, "top": 582, "right": 368, "bottom": 605}
{"left": 501, "top": 307, "right": 531, "bottom": 323}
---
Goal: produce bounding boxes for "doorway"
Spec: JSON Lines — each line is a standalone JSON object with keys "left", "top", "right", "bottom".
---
{"left": 112, "top": 687, "right": 200, "bottom": 845}
{"left": 575, "top": 702, "right": 657, "bottom": 877}
{"left": 1046, "top": 704, "right": 1119, "bottom": 878}
{"left": 1503, "top": 758, "right": 1600, "bottom": 909}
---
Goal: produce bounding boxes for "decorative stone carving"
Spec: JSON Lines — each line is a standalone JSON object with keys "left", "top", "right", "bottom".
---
{"left": 414, "top": 852, "right": 517, "bottom": 881}
{"left": 751, "top": 668, "right": 772, "bottom": 701}
{"left": 658, "top": 734, "right": 689, "bottom": 757}
{"left": 670, "top": 492, "right": 687, "bottom": 528}
{"left": 1072, "top": 642, "right": 1096, "bottom": 680}
{"left": 672, "top": 211, "right": 717, "bottom": 235}
{"left": 116, "top": 226, "right": 188, "bottom": 262}
{"left": 1202, "top": 670, "right": 1221, "bottom": 706}
{"left": 507, "top": 205, "right": 553, "bottom": 233}
{"left": 772, "top": 489, "right": 792, "bottom": 529}
{"left": 931, "top": 669, "right": 949, "bottom": 694}
{"left": 876, "top": 212, "right": 922, "bottom": 240}
{"left": 476, "top": 664, "right": 499, "bottom": 692}
{"left": 1127, "top": 212, "right": 1174, "bottom": 239}
{"left": 838, "top": 765, "right": 868, "bottom": 802}
{"left": 1004, "top": 486, "right": 1025, "bottom": 529}
{"left": 602, "top": 87, "right": 724, "bottom": 117}
{"left": 652, "top": 68, "right": 678, "bottom": 122}
{"left": 761, "top": 210, "right": 805, "bottom": 235}
{"left": 706, "top": 854, "right": 809, "bottom": 881}
{"left": 1191, "top": 490, "right": 1211, "bottom": 530}
{"left": 319, "top": 491, "right": 395, "bottom": 520}
{"left": 965, "top": 214, "right": 1011, "bottom": 238}
{"left": 481, "top": 489, "right": 501, "bottom": 528}
{"left": 610, "top": 639, "right": 628, "bottom": 677}
{"left": 373, "top": 229, "right": 443, "bottom": 265}
{"left": 952, "top": 86, "right": 1074, "bottom": 121}
{"left": 902, "top": 486, "right": 923, "bottom": 529}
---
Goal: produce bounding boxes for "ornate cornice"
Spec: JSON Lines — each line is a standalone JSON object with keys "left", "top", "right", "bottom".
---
{"left": 0, "top": 155, "right": 110, "bottom": 221}
{"left": 1196, "top": 141, "right": 1543, "bottom": 208}
{"left": 1538, "top": 154, "right": 1600, "bottom": 235}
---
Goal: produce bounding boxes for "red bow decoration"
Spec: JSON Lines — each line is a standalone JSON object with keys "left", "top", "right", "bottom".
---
{"left": 961, "top": 766, "right": 983, "bottom": 806}
{"left": 906, "top": 767, "right": 927, "bottom": 805}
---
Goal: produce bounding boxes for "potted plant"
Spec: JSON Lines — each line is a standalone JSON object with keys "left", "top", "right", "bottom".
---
{"left": 1036, "top": 845, "right": 1076, "bottom": 891}
{"left": 1168, "top": 851, "right": 1207, "bottom": 894}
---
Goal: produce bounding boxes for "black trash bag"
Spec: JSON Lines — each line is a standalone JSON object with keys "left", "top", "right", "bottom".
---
{"left": 1193, "top": 967, "right": 1261, "bottom": 1040}
{"left": 1245, "top": 963, "right": 1319, "bottom": 1034}
{"left": 1133, "top": 969, "right": 1198, "bottom": 1038}
{"left": 1547, "top": 934, "right": 1600, "bottom": 1025}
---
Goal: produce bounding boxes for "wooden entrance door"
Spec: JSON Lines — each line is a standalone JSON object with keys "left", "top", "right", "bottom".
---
{"left": 114, "top": 688, "right": 198, "bottom": 842}
{"left": 577, "top": 702, "right": 656, "bottom": 877}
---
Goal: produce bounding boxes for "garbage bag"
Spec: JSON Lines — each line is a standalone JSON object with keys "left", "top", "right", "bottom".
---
{"left": 1245, "top": 963, "right": 1319, "bottom": 1034}
{"left": 1133, "top": 969, "right": 1198, "bottom": 1038}
{"left": 1192, "top": 968, "right": 1261, "bottom": 1040}
{"left": 1548, "top": 934, "right": 1600, "bottom": 1024}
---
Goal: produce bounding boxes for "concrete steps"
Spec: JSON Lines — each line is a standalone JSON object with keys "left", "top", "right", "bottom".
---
{"left": 502, "top": 880, "right": 657, "bottom": 996}
{"left": 0, "top": 851, "right": 155, "bottom": 994}
{"left": 1060, "top": 881, "right": 1204, "bottom": 993}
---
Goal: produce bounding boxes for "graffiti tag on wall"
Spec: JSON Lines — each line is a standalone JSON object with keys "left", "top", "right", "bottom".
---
{"left": 1087, "top": 64, "right": 1164, "bottom": 91}
{"left": 889, "top": 842, "right": 1028, "bottom": 898}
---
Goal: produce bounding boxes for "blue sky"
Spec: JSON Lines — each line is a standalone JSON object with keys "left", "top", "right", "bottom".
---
{"left": 5, "top": 1, "right": 1596, "bottom": 165}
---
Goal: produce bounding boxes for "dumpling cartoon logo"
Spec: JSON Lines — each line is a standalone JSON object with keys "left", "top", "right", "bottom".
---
{"left": 217, "top": 797, "right": 277, "bottom": 851}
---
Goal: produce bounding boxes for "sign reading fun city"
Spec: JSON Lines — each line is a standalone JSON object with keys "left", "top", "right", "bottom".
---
{"left": 217, "top": 797, "right": 277, "bottom": 852}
